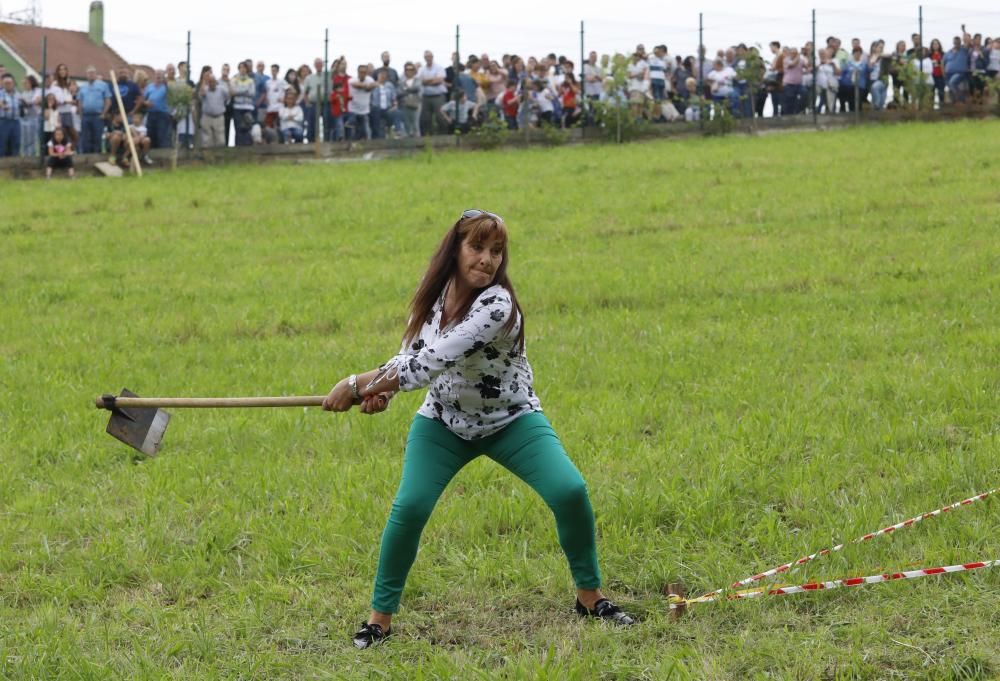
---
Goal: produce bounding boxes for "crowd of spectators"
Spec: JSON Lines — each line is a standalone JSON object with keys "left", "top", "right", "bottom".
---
{"left": 0, "top": 22, "right": 996, "bottom": 164}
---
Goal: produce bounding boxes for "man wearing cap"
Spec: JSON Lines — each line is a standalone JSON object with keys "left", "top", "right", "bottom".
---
{"left": 78, "top": 66, "right": 112, "bottom": 154}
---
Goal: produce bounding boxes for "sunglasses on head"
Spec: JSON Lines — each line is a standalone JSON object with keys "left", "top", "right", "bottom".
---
{"left": 461, "top": 209, "right": 504, "bottom": 222}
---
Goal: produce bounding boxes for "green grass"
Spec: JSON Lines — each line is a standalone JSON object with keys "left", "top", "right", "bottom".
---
{"left": 2, "top": 120, "right": 999, "bottom": 679}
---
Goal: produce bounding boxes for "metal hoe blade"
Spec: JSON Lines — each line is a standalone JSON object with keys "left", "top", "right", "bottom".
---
{"left": 102, "top": 389, "right": 171, "bottom": 456}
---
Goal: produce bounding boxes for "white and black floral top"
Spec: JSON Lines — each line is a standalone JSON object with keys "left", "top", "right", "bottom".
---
{"left": 380, "top": 284, "right": 542, "bottom": 440}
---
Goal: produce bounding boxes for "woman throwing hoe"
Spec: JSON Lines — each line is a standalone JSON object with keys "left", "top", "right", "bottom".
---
{"left": 323, "top": 210, "right": 635, "bottom": 649}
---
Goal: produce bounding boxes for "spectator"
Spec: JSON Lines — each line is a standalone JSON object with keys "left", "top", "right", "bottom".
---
{"left": 684, "top": 76, "right": 703, "bottom": 121}
{"left": 815, "top": 48, "right": 841, "bottom": 113}
{"left": 781, "top": 47, "right": 804, "bottom": 115}
{"left": 0, "top": 74, "right": 19, "bottom": 157}
{"left": 969, "top": 34, "right": 987, "bottom": 105}
{"left": 839, "top": 47, "right": 870, "bottom": 112}
{"left": 929, "top": 39, "right": 946, "bottom": 107}
{"left": 397, "top": 62, "right": 421, "bottom": 138}
{"left": 486, "top": 61, "right": 507, "bottom": 103}
{"left": 230, "top": 61, "right": 256, "bottom": 146}
{"left": 706, "top": 58, "right": 738, "bottom": 114}
{"left": 328, "top": 58, "right": 350, "bottom": 142}
{"left": 559, "top": 79, "right": 580, "bottom": 127}
{"left": 114, "top": 67, "right": 141, "bottom": 118}
{"left": 647, "top": 45, "right": 669, "bottom": 104}
{"left": 175, "top": 62, "right": 196, "bottom": 148}
{"left": 278, "top": 90, "right": 304, "bottom": 143}
{"left": 376, "top": 52, "right": 399, "bottom": 86}
{"left": 199, "top": 73, "right": 230, "bottom": 147}
{"left": 418, "top": 51, "right": 448, "bottom": 136}
{"left": 889, "top": 40, "right": 910, "bottom": 104}
{"left": 285, "top": 68, "right": 303, "bottom": 103}
{"left": 264, "top": 64, "right": 287, "bottom": 136}
{"left": 303, "top": 57, "right": 326, "bottom": 143}
{"left": 583, "top": 51, "right": 604, "bottom": 103}
{"left": 124, "top": 111, "right": 153, "bottom": 166}
{"left": 253, "top": 60, "right": 269, "bottom": 123}
{"left": 869, "top": 42, "right": 889, "bottom": 110}
{"left": 943, "top": 27, "right": 972, "bottom": 103}
{"left": 626, "top": 52, "right": 648, "bottom": 119}
{"left": 143, "top": 70, "right": 171, "bottom": 149}
{"left": 439, "top": 88, "right": 477, "bottom": 134}
{"left": 800, "top": 43, "right": 814, "bottom": 113}
{"left": 763, "top": 41, "right": 784, "bottom": 116}
{"left": 51, "top": 63, "right": 78, "bottom": 147}
{"left": 370, "top": 68, "right": 399, "bottom": 139}
{"left": 18, "top": 75, "right": 41, "bottom": 156}
{"left": 499, "top": 80, "right": 520, "bottom": 129}
{"left": 42, "top": 93, "right": 59, "bottom": 147}
{"left": 45, "top": 126, "right": 75, "bottom": 179}
{"left": 347, "top": 64, "right": 375, "bottom": 140}
{"left": 454, "top": 62, "right": 477, "bottom": 101}
{"left": 77, "top": 66, "right": 111, "bottom": 153}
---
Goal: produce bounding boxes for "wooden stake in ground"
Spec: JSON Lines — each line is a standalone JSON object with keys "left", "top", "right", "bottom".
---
{"left": 108, "top": 69, "right": 142, "bottom": 178}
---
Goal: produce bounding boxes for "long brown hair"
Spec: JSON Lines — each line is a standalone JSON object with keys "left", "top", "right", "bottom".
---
{"left": 403, "top": 214, "right": 525, "bottom": 352}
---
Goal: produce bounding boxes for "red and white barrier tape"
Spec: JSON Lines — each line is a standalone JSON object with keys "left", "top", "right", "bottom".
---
{"left": 671, "top": 560, "right": 999, "bottom": 608}
{"left": 700, "top": 486, "right": 997, "bottom": 601}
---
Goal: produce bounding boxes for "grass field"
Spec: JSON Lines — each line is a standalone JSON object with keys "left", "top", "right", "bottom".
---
{"left": 2, "top": 120, "right": 999, "bottom": 680}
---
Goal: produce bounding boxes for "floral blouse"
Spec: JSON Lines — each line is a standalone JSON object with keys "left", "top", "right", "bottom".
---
{"left": 378, "top": 284, "right": 542, "bottom": 440}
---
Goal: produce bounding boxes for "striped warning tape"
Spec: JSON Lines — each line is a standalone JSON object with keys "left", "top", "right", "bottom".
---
{"left": 699, "top": 486, "right": 997, "bottom": 601}
{"left": 670, "top": 560, "right": 999, "bottom": 609}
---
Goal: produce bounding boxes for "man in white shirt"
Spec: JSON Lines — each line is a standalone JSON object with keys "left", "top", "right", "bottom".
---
{"left": 348, "top": 64, "right": 376, "bottom": 140}
{"left": 417, "top": 50, "right": 447, "bottom": 136}
{"left": 627, "top": 52, "right": 649, "bottom": 118}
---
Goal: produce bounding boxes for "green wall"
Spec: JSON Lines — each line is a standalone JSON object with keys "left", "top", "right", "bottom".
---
{"left": 0, "top": 44, "right": 29, "bottom": 85}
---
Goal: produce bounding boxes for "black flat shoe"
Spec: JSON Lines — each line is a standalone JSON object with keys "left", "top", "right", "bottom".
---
{"left": 575, "top": 598, "right": 636, "bottom": 626}
{"left": 352, "top": 622, "right": 392, "bottom": 649}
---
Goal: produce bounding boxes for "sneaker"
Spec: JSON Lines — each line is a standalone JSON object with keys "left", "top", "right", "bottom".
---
{"left": 142, "top": 155, "right": 154, "bottom": 166}
{"left": 575, "top": 598, "right": 636, "bottom": 626}
{"left": 351, "top": 622, "right": 391, "bottom": 649}
{"left": 108, "top": 155, "right": 117, "bottom": 165}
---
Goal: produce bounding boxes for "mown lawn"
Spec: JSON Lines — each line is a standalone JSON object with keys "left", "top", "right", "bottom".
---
{"left": 1, "top": 120, "right": 999, "bottom": 679}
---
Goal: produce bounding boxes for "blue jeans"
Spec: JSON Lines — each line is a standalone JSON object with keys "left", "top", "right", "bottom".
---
{"left": 347, "top": 112, "right": 371, "bottom": 140}
{"left": 870, "top": 80, "right": 887, "bottom": 110}
{"left": 146, "top": 111, "right": 171, "bottom": 149}
{"left": 326, "top": 113, "right": 345, "bottom": 141}
{"left": 20, "top": 117, "right": 39, "bottom": 156}
{"left": 370, "top": 107, "right": 386, "bottom": 139}
{"left": 0, "top": 118, "right": 20, "bottom": 157}
{"left": 651, "top": 80, "right": 666, "bottom": 102}
{"left": 781, "top": 84, "right": 803, "bottom": 115}
{"left": 946, "top": 73, "right": 967, "bottom": 102}
{"left": 303, "top": 104, "right": 316, "bottom": 142}
{"left": 81, "top": 113, "right": 105, "bottom": 153}
{"left": 280, "top": 127, "right": 303, "bottom": 143}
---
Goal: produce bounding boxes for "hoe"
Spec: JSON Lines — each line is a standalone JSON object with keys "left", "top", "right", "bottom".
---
{"left": 95, "top": 389, "right": 383, "bottom": 456}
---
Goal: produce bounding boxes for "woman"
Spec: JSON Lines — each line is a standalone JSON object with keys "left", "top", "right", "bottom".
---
{"left": 398, "top": 62, "right": 421, "bottom": 138}
{"left": 929, "top": 38, "right": 946, "bottom": 107}
{"left": 284, "top": 68, "right": 303, "bottom": 103}
{"left": 839, "top": 47, "right": 869, "bottom": 112}
{"left": 19, "top": 75, "right": 42, "bottom": 156}
{"left": 323, "top": 210, "right": 635, "bottom": 649}
{"left": 50, "top": 63, "right": 78, "bottom": 146}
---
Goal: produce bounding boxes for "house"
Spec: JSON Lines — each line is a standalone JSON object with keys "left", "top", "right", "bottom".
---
{"left": 0, "top": 2, "right": 148, "bottom": 85}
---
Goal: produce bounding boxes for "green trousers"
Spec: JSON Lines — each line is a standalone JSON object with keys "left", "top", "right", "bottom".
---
{"left": 372, "top": 411, "right": 602, "bottom": 613}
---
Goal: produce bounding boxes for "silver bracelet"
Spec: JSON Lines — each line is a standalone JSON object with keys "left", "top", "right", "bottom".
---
{"left": 348, "top": 374, "right": 360, "bottom": 400}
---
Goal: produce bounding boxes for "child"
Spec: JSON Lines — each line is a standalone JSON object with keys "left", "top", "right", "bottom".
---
{"left": 46, "top": 126, "right": 75, "bottom": 179}
{"left": 684, "top": 77, "right": 703, "bottom": 122}
{"left": 125, "top": 111, "right": 153, "bottom": 166}
{"left": 498, "top": 80, "right": 520, "bottom": 130}
{"left": 278, "top": 90, "right": 304, "bottom": 143}
{"left": 43, "top": 93, "right": 59, "bottom": 147}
